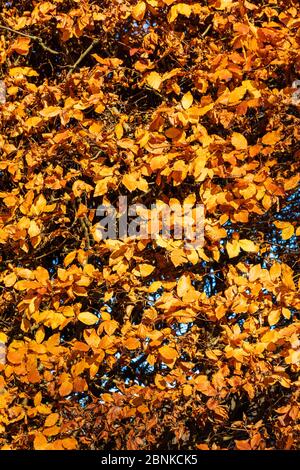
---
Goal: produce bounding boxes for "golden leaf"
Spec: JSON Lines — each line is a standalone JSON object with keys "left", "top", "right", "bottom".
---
{"left": 226, "top": 240, "right": 240, "bottom": 258}
{"left": 268, "top": 309, "right": 281, "bottom": 326}
{"left": 4, "top": 272, "right": 17, "bottom": 287}
{"left": 24, "top": 116, "right": 43, "bottom": 129}
{"left": 239, "top": 239, "right": 258, "bottom": 252}
{"left": 115, "top": 122, "right": 123, "bottom": 140}
{"left": 177, "top": 274, "right": 191, "bottom": 298}
{"left": 39, "top": 106, "right": 61, "bottom": 118}
{"left": 78, "top": 312, "right": 99, "bottom": 326}
{"left": 150, "top": 155, "right": 168, "bottom": 171}
{"left": 231, "top": 132, "right": 248, "bottom": 150}
{"left": 181, "top": 91, "right": 193, "bottom": 110}
{"left": 132, "top": 1, "right": 147, "bottom": 21}
{"left": 139, "top": 264, "right": 155, "bottom": 277}
{"left": 281, "top": 224, "right": 294, "bottom": 240}
{"left": 146, "top": 72, "right": 162, "bottom": 90}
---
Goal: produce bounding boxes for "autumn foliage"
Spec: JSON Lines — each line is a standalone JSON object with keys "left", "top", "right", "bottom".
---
{"left": 0, "top": 0, "right": 300, "bottom": 451}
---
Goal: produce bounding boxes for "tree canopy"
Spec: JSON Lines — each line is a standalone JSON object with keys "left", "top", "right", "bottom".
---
{"left": 0, "top": 0, "right": 299, "bottom": 450}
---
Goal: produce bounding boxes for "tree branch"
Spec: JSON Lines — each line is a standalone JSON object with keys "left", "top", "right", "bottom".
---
{"left": 67, "top": 39, "right": 99, "bottom": 76}
{"left": 0, "top": 24, "right": 59, "bottom": 55}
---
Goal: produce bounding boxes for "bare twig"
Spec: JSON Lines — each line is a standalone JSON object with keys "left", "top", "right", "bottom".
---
{"left": 67, "top": 39, "right": 99, "bottom": 76}
{"left": 0, "top": 24, "right": 59, "bottom": 55}
{"left": 201, "top": 24, "right": 212, "bottom": 38}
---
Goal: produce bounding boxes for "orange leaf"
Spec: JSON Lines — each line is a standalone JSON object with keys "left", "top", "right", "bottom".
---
{"left": 159, "top": 345, "right": 178, "bottom": 362}
{"left": 34, "top": 433, "right": 48, "bottom": 450}
{"left": 10, "top": 37, "right": 31, "bottom": 55}
{"left": 124, "top": 337, "right": 141, "bottom": 350}
{"left": 261, "top": 130, "right": 281, "bottom": 146}
{"left": 59, "top": 381, "right": 73, "bottom": 397}
{"left": 44, "top": 413, "right": 59, "bottom": 428}
{"left": 235, "top": 439, "right": 251, "bottom": 450}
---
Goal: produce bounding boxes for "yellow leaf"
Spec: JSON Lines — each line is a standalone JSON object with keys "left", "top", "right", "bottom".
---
{"left": 168, "top": 3, "right": 192, "bottom": 22}
{"left": 239, "top": 239, "right": 258, "bottom": 252}
{"left": 78, "top": 312, "right": 99, "bottom": 326}
{"left": 177, "top": 274, "right": 191, "bottom": 298}
{"left": 115, "top": 122, "right": 123, "bottom": 140}
{"left": 14, "top": 280, "right": 40, "bottom": 290}
{"left": 64, "top": 251, "right": 77, "bottom": 267}
{"left": 231, "top": 132, "right": 248, "bottom": 150}
{"left": 194, "top": 103, "right": 214, "bottom": 117}
{"left": 62, "top": 438, "right": 78, "bottom": 450}
{"left": 28, "top": 220, "right": 40, "bottom": 238}
{"left": 9, "top": 67, "right": 38, "bottom": 77}
{"left": 0, "top": 333, "right": 8, "bottom": 344}
{"left": 122, "top": 173, "right": 138, "bottom": 191}
{"left": 35, "top": 328, "right": 45, "bottom": 344}
{"left": 24, "top": 116, "right": 42, "bottom": 129}
{"left": 139, "top": 264, "right": 155, "bottom": 277}
{"left": 249, "top": 264, "right": 261, "bottom": 282}
{"left": 281, "top": 224, "right": 294, "bottom": 240}
{"left": 39, "top": 106, "right": 61, "bottom": 118}
{"left": 268, "top": 309, "right": 281, "bottom": 326}
{"left": 132, "top": 1, "right": 146, "bottom": 21}
{"left": 150, "top": 155, "right": 168, "bottom": 171}
{"left": 227, "top": 85, "right": 247, "bottom": 103}
{"left": 270, "top": 262, "right": 281, "bottom": 280}
{"left": 282, "top": 308, "right": 291, "bottom": 320}
{"left": 183, "top": 384, "right": 193, "bottom": 397}
{"left": 170, "top": 248, "right": 187, "bottom": 267}
{"left": 181, "top": 91, "right": 193, "bottom": 110}
{"left": 226, "top": 240, "right": 240, "bottom": 258}
{"left": 146, "top": 72, "right": 162, "bottom": 90}
{"left": 4, "top": 272, "right": 17, "bottom": 287}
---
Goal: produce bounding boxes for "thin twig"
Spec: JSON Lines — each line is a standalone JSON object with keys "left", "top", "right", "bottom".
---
{"left": 67, "top": 39, "right": 99, "bottom": 76}
{"left": 201, "top": 24, "right": 212, "bottom": 38}
{"left": 0, "top": 24, "right": 59, "bottom": 55}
